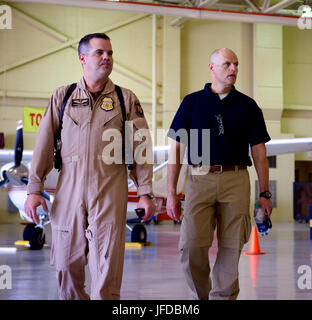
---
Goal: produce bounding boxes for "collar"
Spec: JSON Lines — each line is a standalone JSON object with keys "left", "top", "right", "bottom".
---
{"left": 77, "top": 77, "right": 115, "bottom": 95}
{"left": 204, "top": 83, "right": 236, "bottom": 98}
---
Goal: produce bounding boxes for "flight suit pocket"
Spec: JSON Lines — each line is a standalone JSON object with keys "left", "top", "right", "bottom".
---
{"left": 61, "top": 112, "right": 80, "bottom": 160}
{"left": 133, "top": 117, "right": 149, "bottom": 130}
{"left": 51, "top": 225, "right": 72, "bottom": 270}
{"left": 85, "top": 224, "right": 113, "bottom": 275}
{"left": 132, "top": 118, "right": 152, "bottom": 164}
{"left": 102, "top": 110, "right": 122, "bottom": 128}
{"left": 240, "top": 214, "right": 251, "bottom": 249}
{"left": 98, "top": 224, "right": 113, "bottom": 262}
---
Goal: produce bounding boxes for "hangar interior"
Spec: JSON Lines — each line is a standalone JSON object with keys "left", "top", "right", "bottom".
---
{"left": 1, "top": 0, "right": 312, "bottom": 223}
{"left": 0, "top": 0, "right": 312, "bottom": 300}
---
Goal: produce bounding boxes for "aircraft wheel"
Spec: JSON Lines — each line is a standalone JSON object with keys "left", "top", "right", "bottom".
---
{"left": 23, "top": 224, "right": 36, "bottom": 241}
{"left": 29, "top": 227, "right": 45, "bottom": 250}
{"left": 131, "top": 224, "right": 147, "bottom": 243}
{"left": 173, "top": 220, "right": 181, "bottom": 225}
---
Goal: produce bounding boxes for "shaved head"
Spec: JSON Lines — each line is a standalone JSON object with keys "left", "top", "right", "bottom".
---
{"left": 208, "top": 48, "right": 239, "bottom": 93}
{"left": 209, "top": 48, "right": 237, "bottom": 65}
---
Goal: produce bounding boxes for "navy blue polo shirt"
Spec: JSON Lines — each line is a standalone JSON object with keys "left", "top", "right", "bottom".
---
{"left": 168, "top": 83, "right": 271, "bottom": 166}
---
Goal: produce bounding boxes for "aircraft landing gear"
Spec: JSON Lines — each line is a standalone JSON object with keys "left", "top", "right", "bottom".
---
{"left": 23, "top": 224, "right": 45, "bottom": 250}
{"left": 131, "top": 224, "right": 147, "bottom": 243}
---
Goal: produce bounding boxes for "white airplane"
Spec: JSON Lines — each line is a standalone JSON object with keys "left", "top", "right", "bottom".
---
{"left": 0, "top": 121, "right": 186, "bottom": 249}
{"left": 1, "top": 121, "right": 312, "bottom": 249}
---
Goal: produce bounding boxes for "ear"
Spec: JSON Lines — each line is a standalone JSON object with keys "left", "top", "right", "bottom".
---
{"left": 79, "top": 53, "right": 86, "bottom": 65}
{"left": 208, "top": 63, "right": 214, "bottom": 72}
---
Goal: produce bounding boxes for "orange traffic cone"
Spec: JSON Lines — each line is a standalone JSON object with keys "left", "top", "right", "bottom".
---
{"left": 244, "top": 226, "right": 265, "bottom": 255}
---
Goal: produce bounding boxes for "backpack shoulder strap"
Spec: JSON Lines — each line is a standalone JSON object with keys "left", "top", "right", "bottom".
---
{"left": 114, "top": 85, "right": 133, "bottom": 170}
{"left": 59, "top": 83, "right": 77, "bottom": 133}
{"left": 54, "top": 83, "right": 76, "bottom": 150}
{"left": 115, "top": 85, "right": 126, "bottom": 122}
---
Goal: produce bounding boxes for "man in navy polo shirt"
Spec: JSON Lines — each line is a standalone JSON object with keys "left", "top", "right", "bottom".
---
{"left": 166, "top": 48, "right": 273, "bottom": 300}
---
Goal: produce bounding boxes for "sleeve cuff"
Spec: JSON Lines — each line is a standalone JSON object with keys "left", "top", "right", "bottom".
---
{"left": 137, "top": 184, "right": 152, "bottom": 197}
{"left": 27, "top": 182, "right": 43, "bottom": 195}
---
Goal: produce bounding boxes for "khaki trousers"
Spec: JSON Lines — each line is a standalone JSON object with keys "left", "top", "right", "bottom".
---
{"left": 179, "top": 168, "right": 251, "bottom": 300}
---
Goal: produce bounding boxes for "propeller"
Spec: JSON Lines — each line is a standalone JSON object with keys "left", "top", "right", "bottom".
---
{"left": 14, "top": 120, "right": 23, "bottom": 167}
{"left": 0, "top": 120, "right": 29, "bottom": 187}
{"left": 0, "top": 171, "right": 9, "bottom": 187}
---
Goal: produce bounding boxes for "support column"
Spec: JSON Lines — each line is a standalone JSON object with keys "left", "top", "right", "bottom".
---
{"left": 253, "top": 23, "right": 283, "bottom": 125}
{"left": 162, "top": 17, "right": 181, "bottom": 143}
{"left": 252, "top": 24, "right": 294, "bottom": 221}
{"left": 152, "top": 14, "right": 157, "bottom": 144}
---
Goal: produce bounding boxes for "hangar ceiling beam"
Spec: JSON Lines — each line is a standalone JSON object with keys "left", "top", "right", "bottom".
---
{"left": 261, "top": 0, "right": 271, "bottom": 11}
{"left": 170, "top": 0, "right": 220, "bottom": 27}
{"left": 4, "top": 0, "right": 299, "bottom": 26}
{"left": 263, "top": 0, "right": 298, "bottom": 14}
{"left": 0, "top": 13, "right": 152, "bottom": 89}
{"left": 244, "top": 0, "right": 261, "bottom": 12}
{"left": 198, "top": 0, "right": 220, "bottom": 7}
{"left": 1, "top": 1, "right": 69, "bottom": 42}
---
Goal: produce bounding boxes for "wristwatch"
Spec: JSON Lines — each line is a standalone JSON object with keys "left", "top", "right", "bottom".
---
{"left": 140, "top": 193, "right": 154, "bottom": 200}
{"left": 259, "top": 190, "right": 272, "bottom": 199}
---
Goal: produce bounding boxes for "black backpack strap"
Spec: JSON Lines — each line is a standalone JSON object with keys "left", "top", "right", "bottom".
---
{"left": 54, "top": 83, "right": 76, "bottom": 170}
{"left": 115, "top": 85, "right": 133, "bottom": 170}
{"left": 54, "top": 83, "right": 76, "bottom": 144}
{"left": 59, "top": 83, "right": 77, "bottom": 135}
{"left": 115, "top": 85, "right": 126, "bottom": 122}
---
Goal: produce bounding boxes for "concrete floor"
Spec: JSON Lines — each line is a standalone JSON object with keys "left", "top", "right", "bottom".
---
{"left": 0, "top": 221, "right": 311, "bottom": 300}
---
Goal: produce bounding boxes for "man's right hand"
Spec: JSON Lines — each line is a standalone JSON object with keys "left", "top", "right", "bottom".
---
{"left": 166, "top": 193, "right": 181, "bottom": 222}
{"left": 24, "top": 194, "right": 49, "bottom": 224}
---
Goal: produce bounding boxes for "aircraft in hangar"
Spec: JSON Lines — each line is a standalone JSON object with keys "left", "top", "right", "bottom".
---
{"left": 1, "top": 121, "right": 312, "bottom": 249}
{"left": 0, "top": 121, "right": 186, "bottom": 249}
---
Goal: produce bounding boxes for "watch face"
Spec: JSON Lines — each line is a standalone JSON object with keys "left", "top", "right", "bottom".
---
{"left": 260, "top": 191, "right": 272, "bottom": 199}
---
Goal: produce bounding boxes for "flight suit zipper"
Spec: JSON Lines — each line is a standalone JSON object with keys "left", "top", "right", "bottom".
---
{"left": 85, "top": 92, "right": 104, "bottom": 209}
{"left": 85, "top": 91, "right": 95, "bottom": 207}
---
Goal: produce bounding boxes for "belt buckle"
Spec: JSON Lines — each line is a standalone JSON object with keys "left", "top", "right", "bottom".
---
{"left": 213, "top": 165, "right": 223, "bottom": 174}
{"left": 191, "top": 165, "right": 210, "bottom": 175}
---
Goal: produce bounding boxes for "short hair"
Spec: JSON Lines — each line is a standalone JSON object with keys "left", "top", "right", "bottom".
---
{"left": 78, "top": 33, "right": 110, "bottom": 55}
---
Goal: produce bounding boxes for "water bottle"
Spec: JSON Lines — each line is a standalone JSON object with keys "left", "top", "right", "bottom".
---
{"left": 254, "top": 203, "right": 269, "bottom": 236}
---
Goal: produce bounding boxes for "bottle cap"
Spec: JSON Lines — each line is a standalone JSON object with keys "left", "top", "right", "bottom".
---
{"left": 254, "top": 203, "right": 260, "bottom": 209}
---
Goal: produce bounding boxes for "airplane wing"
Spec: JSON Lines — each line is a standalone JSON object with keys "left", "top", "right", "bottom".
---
{"left": 0, "top": 149, "right": 33, "bottom": 163}
{"left": 158, "top": 138, "right": 312, "bottom": 158}
{"left": 265, "top": 138, "right": 312, "bottom": 156}
{"left": 1, "top": 137, "right": 312, "bottom": 164}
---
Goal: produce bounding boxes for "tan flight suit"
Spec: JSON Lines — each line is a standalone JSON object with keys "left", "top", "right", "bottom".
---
{"left": 180, "top": 167, "right": 251, "bottom": 300}
{"left": 27, "top": 77, "right": 152, "bottom": 300}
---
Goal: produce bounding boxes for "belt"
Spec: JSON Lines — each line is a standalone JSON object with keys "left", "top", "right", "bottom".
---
{"left": 192, "top": 164, "right": 247, "bottom": 173}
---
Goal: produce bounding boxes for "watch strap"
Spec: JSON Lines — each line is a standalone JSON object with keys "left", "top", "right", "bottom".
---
{"left": 140, "top": 193, "right": 154, "bottom": 199}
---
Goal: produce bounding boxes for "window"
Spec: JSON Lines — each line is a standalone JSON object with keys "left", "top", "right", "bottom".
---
{"left": 267, "top": 156, "right": 276, "bottom": 168}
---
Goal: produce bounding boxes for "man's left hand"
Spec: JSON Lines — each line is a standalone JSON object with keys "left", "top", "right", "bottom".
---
{"left": 137, "top": 196, "right": 156, "bottom": 223}
{"left": 257, "top": 197, "right": 273, "bottom": 218}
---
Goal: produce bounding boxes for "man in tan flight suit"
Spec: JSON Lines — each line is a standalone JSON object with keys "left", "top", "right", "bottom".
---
{"left": 24, "top": 33, "right": 155, "bottom": 300}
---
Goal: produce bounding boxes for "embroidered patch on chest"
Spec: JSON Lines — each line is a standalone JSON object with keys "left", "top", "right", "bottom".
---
{"left": 71, "top": 98, "right": 90, "bottom": 107}
{"left": 135, "top": 101, "right": 144, "bottom": 117}
{"left": 215, "top": 114, "right": 224, "bottom": 136}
